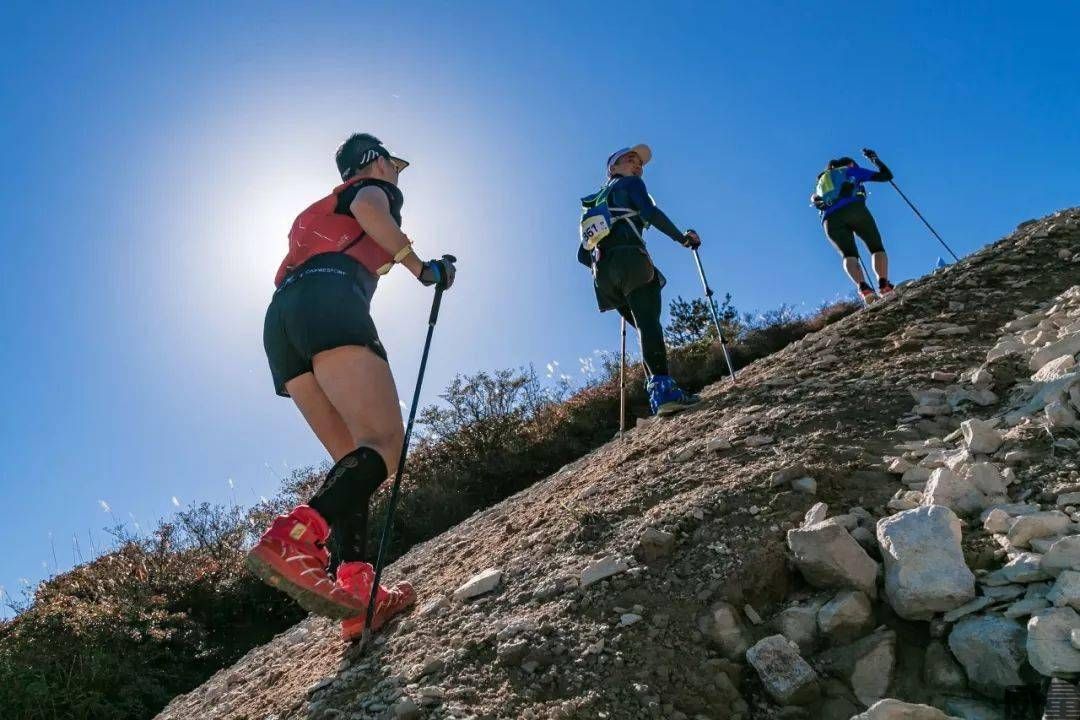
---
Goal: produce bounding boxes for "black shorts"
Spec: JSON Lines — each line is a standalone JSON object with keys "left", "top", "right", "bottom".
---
{"left": 263, "top": 254, "right": 387, "bottom": 397}
{"left": 823, "top": 201, "right": 885, "bottom": 258}
{"left": 592, "top": 244, "right": 667, "bottom": 313}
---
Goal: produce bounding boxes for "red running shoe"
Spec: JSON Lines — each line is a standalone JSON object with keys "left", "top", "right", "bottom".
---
{"left": 859, "top": 285, "right": 878, "bottom": 306}
{"left": 878, "top": 280, "right": 897, "bottom": 301}
{"left": 337, "top": 561, "right": 416, "bottom": 642}
{"left": 245, "top": 505, "right": 365, "bottom": 619}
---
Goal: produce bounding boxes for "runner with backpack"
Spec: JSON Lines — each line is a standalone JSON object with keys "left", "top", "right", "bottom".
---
{"left": 246, "top": 133, "right": 456, "bottom": 642}
{"left": 811, "top": 149, "right": 897, "bottom": 305}
{"left": 577, "top": 144, "right": 702, "bottom": 416}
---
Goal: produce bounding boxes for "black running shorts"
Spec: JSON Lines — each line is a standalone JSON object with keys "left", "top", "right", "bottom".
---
{"left": 263, "top": 254, "right": 387, "bottom": 397}
{"left": 823, "top": 201, "right": 885, "bottom": 258}
{"left": 592, "top": 244, "right": 666, "bottom": 312}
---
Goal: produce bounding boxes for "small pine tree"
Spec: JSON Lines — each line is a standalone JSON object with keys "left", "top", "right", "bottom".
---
{"left": 665, "top": 293, "right": 738, "bottom": 347}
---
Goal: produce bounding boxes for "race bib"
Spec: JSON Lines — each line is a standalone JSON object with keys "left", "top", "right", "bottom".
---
{"left": 581, "top": 209, "right": 611, "bottom": 250}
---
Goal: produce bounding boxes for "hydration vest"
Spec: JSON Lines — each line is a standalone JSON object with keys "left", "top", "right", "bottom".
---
{"left": 274, "top": 177, "right": 403, "bottom": 287}
{"left": 814, "top": 167, "right": 866, "bottom": 209}
{"left": 579, "top": 179, "right": 643, "bottom": 251}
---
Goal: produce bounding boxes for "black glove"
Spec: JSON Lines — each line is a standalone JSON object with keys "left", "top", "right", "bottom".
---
{"left": 861, "top": 148, "right": 880, "bottom": 164}
{"left": 419, "top": 254, "right": 456, "bottom": 290}
{"left": 811, "top": 194, "right": 827, "bottom": 210}
{"left": 681, "top": 229, "right": 702, "bottom": 249}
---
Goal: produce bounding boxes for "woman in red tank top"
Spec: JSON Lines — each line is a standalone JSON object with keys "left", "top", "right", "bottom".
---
{"left": 247, "top": 134, "right": 456, "bottom": 639}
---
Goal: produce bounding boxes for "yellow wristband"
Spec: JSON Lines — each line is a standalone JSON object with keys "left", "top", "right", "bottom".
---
{"left": 393, "top": 244, "right": 415, "bottom": 263}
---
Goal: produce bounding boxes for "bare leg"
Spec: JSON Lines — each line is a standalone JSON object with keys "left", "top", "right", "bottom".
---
{"left": 312, "top": 345, "right": 405, "bottom": 474}
{"left": 871, "top": 251, "right": 889, "bottom": 282}
{"left": 284, "top": 372, "right": 355, "bottom": 462}
{"left": 842, "top": 257, "right": 866, "bottom": 287}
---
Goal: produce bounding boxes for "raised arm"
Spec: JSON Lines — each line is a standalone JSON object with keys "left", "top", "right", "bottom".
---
{"left": 861, "top": 149, "right": 894, "bottom": 182}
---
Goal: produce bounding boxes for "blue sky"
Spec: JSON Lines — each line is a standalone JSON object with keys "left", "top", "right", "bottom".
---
{"left": 2, "top": 1, "right": 1079, "bottom": 613}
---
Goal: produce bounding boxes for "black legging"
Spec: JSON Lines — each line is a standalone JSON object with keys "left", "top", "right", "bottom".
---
{"left": 594, "top": 246, "right": 670, "bottom": 377}
{"left": 618, "top": 280, "right": 668, "bottom": 377}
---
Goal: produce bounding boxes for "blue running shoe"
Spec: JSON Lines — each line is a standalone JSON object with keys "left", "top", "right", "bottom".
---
{"left": 647, "top": 375, "right": 701, "bottom": 416}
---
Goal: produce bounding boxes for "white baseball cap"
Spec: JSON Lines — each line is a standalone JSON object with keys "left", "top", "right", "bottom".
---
{"left": 606, "top": 144, "right": 652, "bottom": 174}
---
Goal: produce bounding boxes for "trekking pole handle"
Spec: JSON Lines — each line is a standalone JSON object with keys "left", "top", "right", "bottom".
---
{"left": 427, "top": 255, "right": 456, "bottom": 325}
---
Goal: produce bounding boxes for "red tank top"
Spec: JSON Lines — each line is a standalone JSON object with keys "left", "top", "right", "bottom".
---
{"left": 274, "top": 177, "right": 395, "bottom": 287}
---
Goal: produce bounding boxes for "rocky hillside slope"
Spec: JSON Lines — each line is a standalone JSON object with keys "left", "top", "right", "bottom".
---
{"left": 158, "top": 209, "right": 1080, "bottom": 720}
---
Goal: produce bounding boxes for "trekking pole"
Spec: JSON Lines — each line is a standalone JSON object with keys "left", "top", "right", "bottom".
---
{"left": 888, "top": 180, "right": 959, "bottom": 262}
{"left": 690, "top": 248, "right": 737, "bottom": 383}
{"left": 619, "top": 317, "right": 627, "bottom": 438}
{"left": 858, "top": 257, "right": 874, "bottom": 288}
{"left": 360, "top": 256, "right": 453, "bottom": 649}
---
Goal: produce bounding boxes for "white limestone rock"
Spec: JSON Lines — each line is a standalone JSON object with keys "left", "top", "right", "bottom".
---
{"left": 1009, "top": 553, "right": 1054, "bottom": 583}
{"left": 1033, "top": 354, "right": 1078, "bottom": 381}
{"left": 817, "top": 590, "right": 874, "bottom": 644}
{"left": 851, "top": 700, "right": 960, "bottom": 720}
{"left": 1028, "top": 607, "right": 1080, "bottom": 677}
{"left": 987, "top": 338, "right": 1025, "bottom": 362}
{"left": 1042, "top": 536, "right": 1080, "bottom": 575}
{"left": 972, "top": 367, "right": 994, "bottom": 388}
{"left": 982, "top": 584, "right": 1026, "bottom": 601}
{"left": 1030, "top": 333, "right": 1080, "bottom": 372}
{"left": 889, "top": 490, "right": 924, "bottom": 512}
{"left": 921, "top": 467, "right": 987, "bottom": 515}
{"left": 876, "top": 506, "right": 975, "bottom": 620}
{"left": 1047, "top": 570, "right": 1080, "bottom": 609}
{"left": 887, "top": 457, "right": 914, "bottom": 474}
{"left": 803, "top": 501, "right": 828, "bottom": 526}
{"left": 453, "top": 568, "right": 502, "bottom": 600}
{"left": 942, "top": 596, "right": 994, "bottom": 622}
{"left": 961, "top": 418, "right": 1003, "bottom": 455}
{"left": 816, "top": 630, "right": 896, "bottom": 707}
{"left": 1005, "top": 597, "right": 1050, "bottom": 619}
{"left": 980, "top": 503, "right": 1041, "bottom": 521}
{"left": 983, "top": 508, "right": 1013, "bottom": 534}
{"left": 961, "top": 462, "right": 1008, "bottom": 496}
{"left": 580, "top": 556, "right": 629, "bottom": 587}
{"left": 1007, "top": 511, "right": 1071, "bottom": 548}
{"left": 902, "top": 466, "right": 933, "bottom": 485}
{"left": 787, "top": 521, "right": 878, "bottom": 597}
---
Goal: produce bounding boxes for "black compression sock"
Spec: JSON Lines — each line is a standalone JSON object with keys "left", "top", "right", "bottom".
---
{"left": 308, "top": 447, "right": 388, "bottom": 571}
